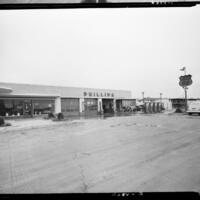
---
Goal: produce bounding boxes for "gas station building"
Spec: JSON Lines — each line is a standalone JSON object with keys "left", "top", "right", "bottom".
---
{"left": 0, "top": 82, "right": 135, "bottom": 118}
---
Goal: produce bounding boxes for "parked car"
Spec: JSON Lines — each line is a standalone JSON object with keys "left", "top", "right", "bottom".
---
{"left": 187, "top": 101, "right": 200, "bottom": 115}
{"left": 136, "top": 105, "right": 144, "bottom": 112}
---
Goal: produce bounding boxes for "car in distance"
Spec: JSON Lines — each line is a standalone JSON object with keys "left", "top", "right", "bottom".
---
{"left": 187, "top": 101, "right": 200, "bottom": 115}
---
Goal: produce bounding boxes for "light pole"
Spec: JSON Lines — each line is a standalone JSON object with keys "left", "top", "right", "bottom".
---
{"left": 142, "top": 92, "right": 144, "bottom": 103}
{"left": 160, "top": 93, "right": 162, "bottom": 103}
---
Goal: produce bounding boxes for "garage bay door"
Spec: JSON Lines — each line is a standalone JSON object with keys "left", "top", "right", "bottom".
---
{"left": 61, "top": 98, "right": 79, "bottom": 116}
{"left": 84, "top": 98, "right": 98, "bottom": 116}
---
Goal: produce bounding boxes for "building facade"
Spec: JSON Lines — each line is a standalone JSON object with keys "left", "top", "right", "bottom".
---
{"left": 0, "top": 82, "right": 135, "bottom": 118}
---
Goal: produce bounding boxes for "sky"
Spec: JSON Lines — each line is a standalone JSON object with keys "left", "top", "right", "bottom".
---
{"left": 0, "top": 6, "right": 200, "bottom": 99}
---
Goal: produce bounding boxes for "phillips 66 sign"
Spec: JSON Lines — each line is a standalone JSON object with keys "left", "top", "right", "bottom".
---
{"left": 179, "top": 74, "right": 193, "bottom": 88}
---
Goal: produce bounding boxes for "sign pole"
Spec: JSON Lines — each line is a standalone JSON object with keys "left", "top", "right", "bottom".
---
{"left": 184, "top": 67, "right": 187, "bottom": 112}
{"left": 184, "top": 87, "right": 188, "bottom": 111}
{"left": 183, "top": 67, "right": 187, "bottom": 112}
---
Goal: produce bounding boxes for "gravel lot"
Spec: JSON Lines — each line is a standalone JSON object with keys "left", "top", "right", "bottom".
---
{"left": 0, "top": 113, "right": 200, "bottom": 193}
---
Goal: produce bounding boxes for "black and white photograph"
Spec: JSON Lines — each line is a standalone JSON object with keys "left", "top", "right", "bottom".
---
{"left": 0, "top": 0, "right": 200, "bottom": 195}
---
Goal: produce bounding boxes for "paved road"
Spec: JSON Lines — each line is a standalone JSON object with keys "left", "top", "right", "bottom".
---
{"left": 0, "top": 113, "right": 200, "bottom": 193}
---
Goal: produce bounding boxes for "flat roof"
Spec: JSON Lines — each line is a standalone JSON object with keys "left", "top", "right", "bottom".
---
{"left": 0, "top": 82, "right": 132, "bottom": 99}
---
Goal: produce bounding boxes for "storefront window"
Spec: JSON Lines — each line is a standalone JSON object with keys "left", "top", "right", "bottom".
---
{"left": 32, "top": 99, "right": 54, "bottom": 115}
{"left": 0, "top": 99, "right": 23, "bottom": 116}
{"left": 13, "top": 100, "right": 23, "bottom": 115}
{"left": 0, "top": 98, "right": 55, "bottom": 117}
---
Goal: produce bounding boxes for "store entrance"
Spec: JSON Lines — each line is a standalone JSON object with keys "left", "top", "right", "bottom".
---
{"left": 116, "top": 99, "right": 122, "bottom": 112}
{"left": 102, "top": 99, "right": 114, "bottom": 114}
{"left": 84, "top": 98, "right": 98, "bottom": 116}
{"left": 23, "top": 100, "right": 32, "bottom": 116}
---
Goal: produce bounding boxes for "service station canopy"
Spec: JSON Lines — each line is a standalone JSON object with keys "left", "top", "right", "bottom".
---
{"left": 0, "top": 0, "right": 199, "bottom": 9}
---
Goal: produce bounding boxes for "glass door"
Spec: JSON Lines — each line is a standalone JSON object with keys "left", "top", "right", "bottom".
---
{"left": 23, "top": 100, "right": 33, "bottom": 116}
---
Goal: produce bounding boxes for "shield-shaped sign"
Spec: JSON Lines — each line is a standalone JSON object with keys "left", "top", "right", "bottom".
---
{"left": 179, "top": 75, "right": 193, "bottom": 87}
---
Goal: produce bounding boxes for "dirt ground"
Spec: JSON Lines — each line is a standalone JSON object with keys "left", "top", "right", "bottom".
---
{"left": 0, "top": 113, "right": 200, "bottom": 193}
